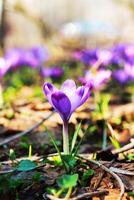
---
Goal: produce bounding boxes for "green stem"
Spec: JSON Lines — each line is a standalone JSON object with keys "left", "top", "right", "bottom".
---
{"left": 63, "top": 121, "right": 69, "bottom": 154}
{"left": 94, "top": 90, "right": 100, "bottom": 105}
{"left": 56, "top": 188, "right": 64, "bottom": 197}
{"left": 28, "top": 145, "right": 32, "bottom": 160}
{"left": 102, "top": 120, "right": 107, "bottom": 150}
{"left": 65, "top": 187, "right": 72, "bottom": 200}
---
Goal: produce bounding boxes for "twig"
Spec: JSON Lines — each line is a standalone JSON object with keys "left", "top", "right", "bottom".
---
{"left": 0, "top": 169, "right": 14, "bottom": 174}
{"left": 45, "top": 194, "right": 60, "bottom": 200}
{"left": 71, "top": 190, "right": 108, "bottom": 200}
{"left": 78, "top": 156, "right": 125, "bottom": 200}
{"left": 0, "top": 112, "right": 53, "bottom": 146}
{"left": 112, "top": 142, "right": 134, "bottom": 155}
{"left": 110, "top": 167, "right": 134, "bottom": 176}
{"left": 46, "top": 190, "right": 108, "bottom": 200}
{"left": 107, "top": 122, "right": 134, "bottom": 155}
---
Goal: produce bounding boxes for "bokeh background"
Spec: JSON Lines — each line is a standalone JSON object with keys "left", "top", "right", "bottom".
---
{"left": 1, "top": 0, "right": 134, "bottom": 49}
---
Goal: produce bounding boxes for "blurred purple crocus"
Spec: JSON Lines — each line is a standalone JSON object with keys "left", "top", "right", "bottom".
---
{"left": 0, "top": 58, "right": 11, "bottom": 78}
{"left": 113, "top": 63, "right": 134, "bottom": 84}
{"left": 123, "top": 45, "right": 134, "bottom": 65}
{"left": 41, "top": 67, "right": 64, "bottom": 79}
{"left": 97, "top": 49, "right": 112, "bottom": 66}
{"left": 30, "top": 46, "right": 49, "bottom": 64}
{"left": 113, "top": 69, "right": 129, "bottom": 84}
{"left": 124, "top": 63, "right": 134, "bottom": 79}
{"left": 80, "top": 69, "right": 111, "bottom": 90}
{"left": 5, "top": 46, "right": 49, "bottom": 69}
{"left": 110, "top": 44, "right": 134, "bottom": 66}
{"left": 80, "top": 49, "right": 98, "bottom": 66}
{"left": 43, "top": 79, "right": 92, "bottom": 154}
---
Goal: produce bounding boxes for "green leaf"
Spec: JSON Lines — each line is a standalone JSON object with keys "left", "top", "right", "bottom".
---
{"left": 52, "top": 155, "right": 62, "bottom": 166}
{"left": 16, "top": 159, "right": 37, "bottom": 171}
{"left": 46, "top": 128, "right": 68, "bottom": 172}
{"left": 128, "top": 191, "right": 134, "bottom": 197}
{"left": 73, "top": 129, "right": 87, "bottom": 156}
{"left": 81, "top": 169, "right": 94, "bottom": 187}
{"left": 57, "top": 174, "right": 78, "bottom": 189}
{"left": 32, "top": 172, "right": 41, "bottom": 182}
{"left": 9, "top": 178, "right": 23, "bottom": 190}
{"left": 47, "top": 130, "right": 62, "bottom": 158}
{"left": 95, "top": 93, "right": 111, "bottom": 119}
{"left": 9, "top": 149, "right": 16, "bottom": 161}
{"left": 109, "top": 136, "right": 121, "bottom": 149}
{"left": 71, "top": 122, "right": 81, "bottom": 153}
{"left": 127, "top": 153, "right": 134, "bottom": 161}
{"left": 61, "top": 155, "right": 77, "bottom": 171}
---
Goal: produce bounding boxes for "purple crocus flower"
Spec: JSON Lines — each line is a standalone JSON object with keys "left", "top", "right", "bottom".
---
{"left": 80, "top": 49, "right": 98, "bottom": 66}
{"left": 123, "top": 45, "right": 134, "bottom": 65}
{"left": 5, "top": 46, "right": 49, "bottom": 69}
{"left": 113, "top": 69, "right": 129, "bottom": 84}
{"left": 5, "top": 48, "right": 38, "bottom": 68}
{"left": 113, "top": 63, "right": 134, "bottom": 84}
{"left": 4, "top": 48, "right": 25, "bottom": 68}
{"left": 110, "top": 44, "right": 134, "bottom": 67}
{"left": 30, "top": 46, "right": 49, "bottom": 63}
{"left": 43, "top": 79, "right": 92, "bottom": 154}
{"left": 0, "top": 58, "right": 11, "bottom": 77}
{"left": 72, "top": 51, "right": 82, "bottom": 61}
{"left": 124, "top": 63, "right": 134, "bottom": 79}
{"left": 97, "top": 49, "right": 112, "bottom": 66}
{"left": 80, "top": 69, "right": 111, "bottom": 90}
{"left": 41, "top": 67, "right": 64, "bottom": 79}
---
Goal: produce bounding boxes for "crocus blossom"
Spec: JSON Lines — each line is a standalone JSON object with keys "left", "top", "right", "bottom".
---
{"left": 113, "top": 69, "right": 129, "bottom": 84}
{"left": 110, "top": 44, "right": 134, "bottom": 67}
{"left": 31, "top": 46, "right": 49, "bottom": 63}
{"left": 97, "top": 49, "right": 112, "bottom": 66}
{"left": 43, "top": 79, "right": 92, "bottom": 122}
{"left": 41, "top": 67, "right": 64, "bottom": 79}
{"left": 43, "top": 79, "right": 92, "bottom": 154}
{"left": 80, "top": 69, "right": 111, "bottom": 90}
{"left": 0, "top": 58, "right": 11, "bottom": 77}
{"left": 5, "top": 46, "right": 49, "bottom": 69}
{"left": 124, "top": 63, "right": 134, "bottom": 79}
{"left": 80, "top": 49, "right": 98, "bottom": 66}
{"left": 113, "top": 63, "right": 134, "bottom": 84}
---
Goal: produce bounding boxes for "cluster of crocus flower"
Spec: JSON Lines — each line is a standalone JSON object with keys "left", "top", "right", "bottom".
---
{"left": 79, "top": 69, "right": 111, "bottom": 90}
{"left": 73, "top": 44, "right": 134, "bottom": 68}
{"left": 43, "top": 79, "right": 92, "bottom": 154}
{"left": 0, "top": 46, "right": 49, "bottom": 78}
{"left": 73, "top": 48, "right": 112, "bottom": 68}
{"left": 4, "top": 46, "right": 49, "bottom": 69}
{"left": 0, "top": 46, "right": 64, "bottom": 80}
{"left": 73, "top": 44, "right": 134, "bottom": 86}
{"left": 40, "top": 67, "right": 64, "bottom": 79}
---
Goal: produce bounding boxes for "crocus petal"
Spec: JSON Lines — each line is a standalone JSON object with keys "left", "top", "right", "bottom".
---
{"left": 82, "top": 70, "right": 111, "bottom": 90}
{"left": 51, "top": 91, "right": 71, "bottom": 121}
{"left": 77, "top": 83, "right": 92, "bottom": 106}
{"left": 43, "top": 82, "right": 57, "bottom": 104}
{"left": 61, "top": 79, "right": 76, "bottom": 98}
{"left": 93, "top": 70, "right": 111, "bottom": 89}
{"left": 70, "top": 82, "right": 92, "bottom": 112}
{"left": 125, "top": 63, "right": 134, "bottom": 79}
{"left": 0, "top": 58, "right": 11, "bottom": 77}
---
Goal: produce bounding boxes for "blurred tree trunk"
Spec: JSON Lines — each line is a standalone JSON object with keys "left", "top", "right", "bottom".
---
{"left": 0, "top": 0, "right": 6, "bottom": 51}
